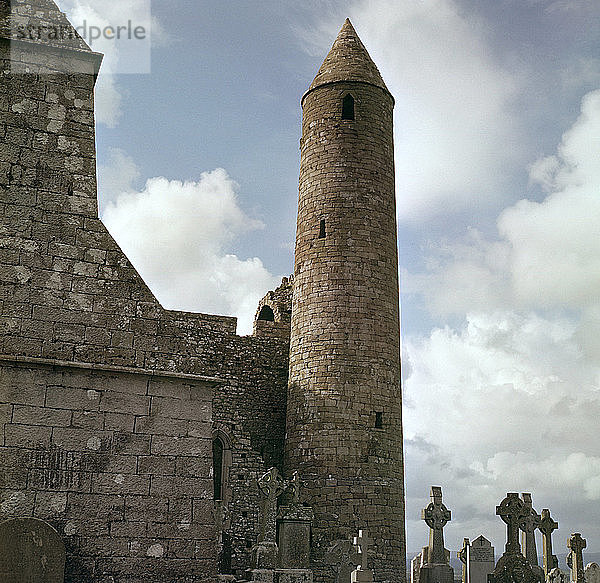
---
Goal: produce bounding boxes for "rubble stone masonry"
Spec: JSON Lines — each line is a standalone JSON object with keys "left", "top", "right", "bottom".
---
{"left": 285, "top": 20, "right": 406, "bottom": 583}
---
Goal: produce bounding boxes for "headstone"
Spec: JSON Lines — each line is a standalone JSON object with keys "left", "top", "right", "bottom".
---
{"left": 520, "top": 494, "right": 544, "bottom": 583}
{"left": 411, "top": 552, "right": 423, "bottom": 583}
{"left": 585, "top": 563, "right": 600, "bottom": 583}
{"left": 546, "top": 568, "right": 569, "bottom": 583}
{"left": 351, "top": 530, "right": 374, "bottom": 583}
{"left": 458, "top": 538, "right": 470, "bottom": 583}
{"left": 539, "top": 509, "right": 559, "bottom": 576}
{"left": 488, "top": 493, "right": 538, "bottom": 583}
{"left": 277, "top": 471, "right": 313, "bottom": 571}
{"left": 248, "top": 467, "right": 285, "bottom": 581}
{"left": 470, "top": 535, "right": 495, "bottom": 583}
{"left": 567, "top": 533, "right": 586, "bottom": 583}
{"left": 419, "top": 486, "right": 454, "bottom": 583}
{"left": 0, "top": 517, "right": 66, "bottom": 582}
{"left": 325, "top": 539, "right": 360, "bottom": 583}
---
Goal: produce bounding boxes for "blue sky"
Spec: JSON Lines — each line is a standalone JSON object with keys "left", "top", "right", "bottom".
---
{"left": 58, "top": 0, "right": 600, "bottom": 560}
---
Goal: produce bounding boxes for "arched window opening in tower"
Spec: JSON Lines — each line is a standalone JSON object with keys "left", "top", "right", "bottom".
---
{"left": 342, "top": 94, "right": 355, "bottom": 120}
{"left": 213, "top": 436, "right": 225, "bottom": 500}
{"left": 319, "top": 218, "right": 326, "bottom": 239}
{"left": 257, "top": 305, "right": 275, "bottom": 321}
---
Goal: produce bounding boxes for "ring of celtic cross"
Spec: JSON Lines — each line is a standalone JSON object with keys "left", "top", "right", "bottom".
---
{"left": 258, "top": 468, "right": 284, "bottom": 498}
{"left": 423, "top": 502, "right": 451, "bottom": 529}
{"left": 497, "top": 495, "right": 527, "bottom": 525}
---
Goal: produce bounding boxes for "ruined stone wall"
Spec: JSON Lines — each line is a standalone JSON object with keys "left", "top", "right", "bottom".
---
{"left": 212, "top": 334, "right": 289, "bottom": 576}
{"left": 253, "top": 276, "right": 293, "bottom": 340}
{"left": 286, "top": 76, "right": 405, "bottom": 583}
{"left": 0, "top": 4, "right": 290, "bottom": 579}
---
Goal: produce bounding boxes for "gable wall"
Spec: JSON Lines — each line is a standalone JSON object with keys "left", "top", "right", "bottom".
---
{"left": 0, "top": 13, "right": 290, "bottom": 580}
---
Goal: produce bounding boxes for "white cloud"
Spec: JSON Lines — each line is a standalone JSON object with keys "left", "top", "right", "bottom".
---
{"left": 403, "top": 311, "right": 600, "bottom": 551}
{"left": 404, "top": 89, "right": 600, "bottom": 315}
{"left": 403, "top": 89, "right": 600, "bottom": 552}
{"left": 303, "top": 0, "right": 523, "bottom": 221}
{"left": 499, "top": 90, "right": 600, "bottom": 309}
{"left": 99, "top": 150, "right": 280, "bottom": 334}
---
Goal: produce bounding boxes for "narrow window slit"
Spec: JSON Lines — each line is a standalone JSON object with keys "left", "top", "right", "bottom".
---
{"left": 319, "top": 219, "right": 326, "bottom": 239}
{"left": 212, "top": 437, "right": 224, "bottom": 500}
{"left": 342, "top": 94, "right": 355, "bottom": 120}
{"left": 375, "top": 412, "right": 383, "bottom": 429}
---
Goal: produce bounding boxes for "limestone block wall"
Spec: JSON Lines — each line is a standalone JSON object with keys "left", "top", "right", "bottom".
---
{"left": 252, "top": 276, "right": 293, "bottom": 340}
{"left": 0, "top": 358, "right": 216, "bottom": 582}
{"left": 286, "top": 78, "right": 405, "bottom": 583}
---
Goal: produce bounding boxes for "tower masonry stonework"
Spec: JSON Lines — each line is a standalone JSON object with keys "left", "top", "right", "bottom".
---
{"left": 286, "top": 19, "right": 405, "bottom": 583}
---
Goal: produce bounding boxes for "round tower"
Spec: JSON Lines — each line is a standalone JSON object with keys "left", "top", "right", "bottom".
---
{"left": 285, "top": 19, "right": 406, "bottom": 583}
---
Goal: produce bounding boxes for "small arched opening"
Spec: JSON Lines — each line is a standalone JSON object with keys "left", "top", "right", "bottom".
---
{"left": 257, "top": 305, "right": 275, "bottom": 322}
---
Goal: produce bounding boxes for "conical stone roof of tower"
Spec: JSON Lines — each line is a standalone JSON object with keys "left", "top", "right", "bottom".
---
{"left": 308, "top": 18, "right": 389, "bottom": 93}
{"left": 0, "top": 0, "right": 92, "bottom": 52}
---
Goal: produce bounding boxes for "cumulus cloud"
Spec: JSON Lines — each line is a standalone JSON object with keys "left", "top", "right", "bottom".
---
{"left": 403, "top": 89, "right": 600, "bottom": 552}
{"left": 404, "top": 90, "right": 600, "bottom": 316}
{"left": 302, "top": 0, "right": 523, "bottom": 221}
{"left": 404, "top": 311, "right": 600, "bottom": 551}
{"left": 99, "top": 149, "right": 280, "bottom": 334}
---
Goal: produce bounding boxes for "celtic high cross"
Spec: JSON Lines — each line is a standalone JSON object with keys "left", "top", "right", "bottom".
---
{"left": 257, "top": 467, "right": 285, "bottom": 544}
{"left": 496, "top": 493, "right": 528, "bottom": 555}
{"left": 422, "top": 486, "right": 451, "bottom": 563}
{"left": 520, "top": 493, "right": 541, "bottom": 567}
{"left": 539, "top": 508, "right": 559, "bottom": 575}
{"left": 567, "top": 533, "right": 586, "bottom": 583}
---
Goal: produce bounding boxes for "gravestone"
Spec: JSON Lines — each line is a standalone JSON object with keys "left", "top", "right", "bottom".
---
{"left": 248, "top": 467, "right": 285, "bottom": 582}
{"left": 488, "top": 493, "right": 538, "bottom": 583}
{"left": 419, "top": 486, "right": 454, "bottom": 583}
{"left": 470, "top": 535, "right": 495, "bottom": 583}
{"left": 585, "top": 563, "right": 600, "bottom": 583}
{"left": 458, "top": 538, "right": 470, "bottom": 583}
{"left": 546, "top": 568, "right": 569, "bottom": 583}
{"left": 411, "top": 552, "right": 423, "bottom": 583}
{"left": 351, "top": 530, "right": 374, "bottom": 583}
{"left": 277, "top": 471, "right": 313, "bottom": 572}
{"left": 325, "top": 539, "right": 360, "bottom": 583}
{"left": 519, "top": 494, "right": 544, "bottom": 583}
{"left": 567, "top": 533, "right": 586, "bottom": 583}
{"left": 0, "top": 517, "right": 65, "bottom": 582}
{"left": 539, "top": 509, "right": 558, "bottom": 576}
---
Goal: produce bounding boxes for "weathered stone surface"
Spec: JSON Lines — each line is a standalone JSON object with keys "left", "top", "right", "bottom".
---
{"left": 285, "top": 18, "right": 404, "bottom": 583}
{"left": 489, "top": 494, "right": 538, "bottom": 583}
{"left": 586, "top": 563, "right": 600, "bottom": 583}
{"left": 278, "top": 505, "right": 313, "bottom": 570}
{"left": 519, "top": 494, "right": 544, "bottom": 583}
{"left": 567, "top": 533, "right": 587, "bottom": 583}
{"left": 546, "top": 567, "right": 568, "bottom": 583}
{"left": 0, "top": 517, "right": 65, "bottom": 582}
